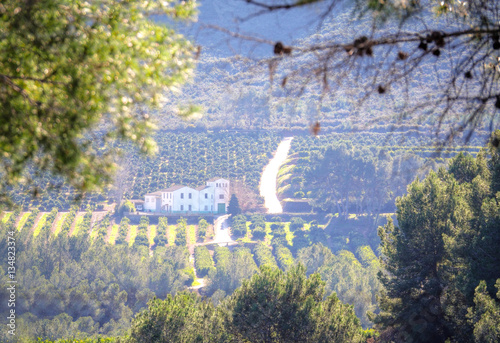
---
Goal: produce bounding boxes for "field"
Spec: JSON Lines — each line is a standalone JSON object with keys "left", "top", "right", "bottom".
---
{"left": 276, "top": 132, "right": 484, "bottom": 216}
{"left": 8, "top": 131, "right": 280, "bottom": 211}
{"left": 0, "top": 210, "right": 215, "bottom": 251}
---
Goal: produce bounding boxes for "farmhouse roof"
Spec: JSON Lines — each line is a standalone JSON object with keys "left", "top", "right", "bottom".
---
{"left": 196, "top": 185, "right": 211, "bottom": 191}
{"left": 145, "top": 191, "right": 162, "bottom": 197}
{"left": 207, "top": 177, "right": 227, "bottom": 182}
{"left": 161, "top": 185, "right": 185, "bottom": 192}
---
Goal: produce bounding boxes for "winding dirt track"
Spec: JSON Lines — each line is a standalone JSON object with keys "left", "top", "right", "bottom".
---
{"left": 259, "top": 137, "right": 293, "bottom": 214}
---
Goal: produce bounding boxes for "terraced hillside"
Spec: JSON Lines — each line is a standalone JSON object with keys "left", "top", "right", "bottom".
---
{"left": 9, "top": 131, "right": 280, "bottom": 210}
{"left": 276, "top": 132, "right": 485, "bottom": 215}
{"left": 1, "top": 210, "right": 215, "bottom": 249}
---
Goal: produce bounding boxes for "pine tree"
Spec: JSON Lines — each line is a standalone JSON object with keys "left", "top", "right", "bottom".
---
{"left": 375, "top": 171, "right": 472, "bottom": 342}
{"left": 228, "top": 264, "right": 364, "bottom": 343}
{"left": 227, "top": 194, "right": 241, "bottom": 216}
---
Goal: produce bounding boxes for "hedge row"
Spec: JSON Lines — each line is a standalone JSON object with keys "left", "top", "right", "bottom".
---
{"left": 289, "top": 217, "right": 306, "bottom": 232}
{"left": 77, "top": 209, "right": 93, "bottom": 236}
{"left": 22, "top": 209, "right": 39, "bottom": 232}
{"left": 154, "top": 217, "right": 168, "bottom": 246}
{"left": 274, "top": 244, "right": 295, "bottom": 271}
{"left": 214, "top": 246, "right": 231, "bottom": 269}
{"left": 94, "top": 214, "right": 111, "bottom": 242}
{"left": 231, "top": 215, "right": 247, "bottom": 238}
{"left": 5, "top": 210, "right": 20, "bottom": 231}
{"left": 175, "top": 218, "right": 187, "bottom": 246}
{"left": 198, "top": 218, "right": 208, "bottom": 240}
{"left": 40, "top": 208, "right": 58, "bottom": 234}
{"left": 115, "top": 217, "right": 130, "bottom": 245}
{"left": 134, "top": 216, "right": 149, "bottom": 247}
{"left": 270, "top": 223, "right": 287, "bottom": 246}
{"left": 194, "top": 246, "right": 215, "bottom": 277}
{"left": 59, "top": 206, "right": 78, "bottom": 235}
{"left": 253, "top": 242, "right": 277, "bottom": 268}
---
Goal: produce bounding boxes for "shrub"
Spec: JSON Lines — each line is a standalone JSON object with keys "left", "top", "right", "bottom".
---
{"left": 198, "top": 218, "right": 209, "bottom": 240}
{"left": 289, "top": 217, "right": 306, "bottom": 232}
{"left": 231, "top": 214, "right": 247, "bottom": 238}
{"left": 214, "top": 246, "right": 231, "bottom": 268}
{"left": 250, "top": 214, "right": 265, "bottom": 230}
{"left": 154, "top": 217, "right": 168, "bottom": 246}
{"left": 22, "top": 209, "right": 40, "bottom": 232}
{"left": 274, "top": 244, "right": 295, "bottom": 271}
{"left": 194, "top": 246, "right": 215, "bottom": 277}
{"left": 252, "top": 226, "right": 266, "bottom": 240}
{"left": 253, "top": 243, "right": 277, "bottom": 267}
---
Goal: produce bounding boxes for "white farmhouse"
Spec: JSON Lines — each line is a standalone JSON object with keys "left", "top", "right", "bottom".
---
{"left": 143, "top": 178, "right": 230, "bottom": 214}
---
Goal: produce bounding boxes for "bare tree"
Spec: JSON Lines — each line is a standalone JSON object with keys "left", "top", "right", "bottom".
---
{"left": 206, "top": 0, "right": 500, "bottom": 143}
{"left": 231, "top": 180, "right": 262, "bottom": 212}
{"left": 110, "top": 156, "right": 136, "bottom": 207}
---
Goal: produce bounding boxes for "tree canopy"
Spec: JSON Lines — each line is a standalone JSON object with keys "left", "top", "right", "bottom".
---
{"left": 374, "top": 133, "right": 500, "bottom": 342}
{"left": 128, "top": 265, "right": 365, "bottom": 343}
{"left": 0, "top": 0, "right": 196, "bottom": 203}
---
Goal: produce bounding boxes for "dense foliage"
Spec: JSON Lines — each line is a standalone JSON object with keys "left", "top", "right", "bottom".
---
{"left": 253, "top": 242, "right": 277, "bottom": 268}
{"left": 194, "top": 246, "right": 215, "bottom": 277}
{"left": 227, "top": 194, "right": 241, "bottom": 216}
{"left": 133, "top": 216, "right": 149, "bottom": 248}
{"left": 0, "top": 218, "right": 191, "bottom": 341}
{"left": 175, "top": 218, "right": 187, "bottom": 247}
{"left": 375, "top": 136, "right": 500, "bottom": 343}
{"left": 206, "top": 247, "right": 258, "bottom": 296}
{"left": 298, "top": 244, "right": 382, "bottom": 328}
{"left": 0, "top": 0, "right": 196, "bottom": 203}
{"left": 197, "top": 218, "right": 209, "bottom": 241}
{"left": 128, "top": 265, "right": 366, "bottom": 343}
{"left": 279, "top": 133, "right": 483, "bottom": 217}
{"left": 4, "top": 133, "right": 500, "bottom": 342}
{"left": 154, "top": 217, "right": 169, "bottom": 247}
{"left": 230, "top": 214, "right": 247, "bottom": 238}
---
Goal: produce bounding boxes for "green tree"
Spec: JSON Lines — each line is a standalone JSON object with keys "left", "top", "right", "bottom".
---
{"left": 289, "top": 217, "right": 306, "bottom": 231}
{"left": 154, "top": 217, "right": 168, "bottom": 246}
{"left": 230, "top": 214, "right": 247, "bottom": 238}
{"left": 375, "top": 170, "right": 472, "bottom": 342}
{"left": 175, "top": 219, "right": 187, "bottom": 247}
{"left": 305, "top": 144, "right": 373, "bottom": 217}
{"left": 118, "top": 200, "right": 136, "bottom": 217}
{"left": 128, "top": 292, "right": 225, "bottom": 343}
{"left": 0, "top": 0, "right": 196, "bottom": 201}
{"left": 227, "top": 264, "right": 364, "bottom": 343}
{"left": 227, "top": 194, "right": 241, "bottom": 216}
{"left": 206, "top": 247, "right": 258, "bottom": 295}
{"left": 448, "top": 152, "right": 482, "bottom": 184}
{"left": 198, "top": 217, "right": 209, "bottom": 241}
{"left": 467, "top": 279, "right": 500, "bottom": 343}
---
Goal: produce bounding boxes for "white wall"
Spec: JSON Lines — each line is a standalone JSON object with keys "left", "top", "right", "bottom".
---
{"left": 144, "top": 195, "right": 158, "bottom": 212}
{"left": 208, "top": 179, "right": 230, "bottom": 213}
{"left": 199, "top": 187, "right": 214, "bottom": 212}
{"left": 144, "top": 178, "right": 230, "bottom": 213}
{"left": 172, "top": 187, "right": 199, "bottom": 212}
{"left": 161, "top": 192, "right": 173, "bottom": 212}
